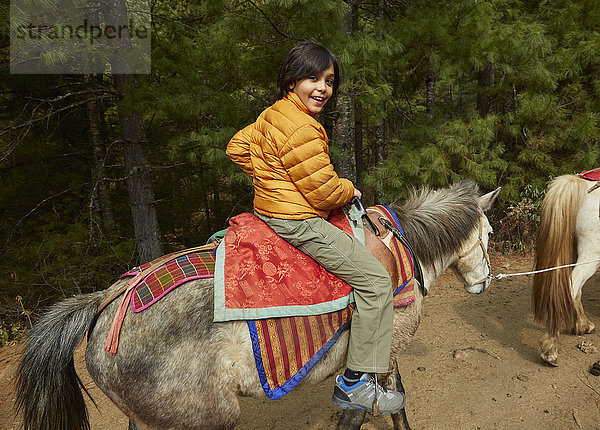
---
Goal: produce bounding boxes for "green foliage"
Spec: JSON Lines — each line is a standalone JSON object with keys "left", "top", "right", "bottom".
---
{"left": 2, "top": 0, "right": 600, "bottom": 328}
{"left": 0, "top": 321, "right": 25, "bottom": 347}
{"left": 494, "top": 183, "right": 546, "bottom": 251}
{"left": 0, "top": 296, "right": 30, "bottom": 346}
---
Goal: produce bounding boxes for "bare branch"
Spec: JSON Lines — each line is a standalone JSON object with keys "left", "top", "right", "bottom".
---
{"left": 15, "top": 188, "right": 72, "bottom": 229}
{"left": 24, "top": 88, "right": 113, "bottom": 104}
{"left": 0, "top": 99, "right": 89, "bottom": 138}
{"left": 246, "top": 0, "right": 291, "bottom": 39}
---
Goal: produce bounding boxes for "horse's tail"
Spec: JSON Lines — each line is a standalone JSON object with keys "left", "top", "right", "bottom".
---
{"left": 15, "top": 291, "right": 107, "bottom": 430}
{"left": 532, "top": 174, "right": 587, "bottom": 334}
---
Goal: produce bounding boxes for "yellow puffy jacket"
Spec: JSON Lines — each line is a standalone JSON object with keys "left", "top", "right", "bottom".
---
{"left": 227, "top": 92, "right": 354, "bottom": 219}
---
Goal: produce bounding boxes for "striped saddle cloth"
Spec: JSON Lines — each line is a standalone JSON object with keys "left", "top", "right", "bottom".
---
{"left": 249, "top": 307, "right": 354, "bottom": 399}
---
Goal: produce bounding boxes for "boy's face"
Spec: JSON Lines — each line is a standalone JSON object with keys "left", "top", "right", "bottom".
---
{"left": 290, "top": 64, "right": 335, "bottom": 114}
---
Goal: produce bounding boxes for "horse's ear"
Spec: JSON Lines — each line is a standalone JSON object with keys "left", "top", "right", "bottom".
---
{"left": 479, "top": 187, "right": 501, "bottom": 212}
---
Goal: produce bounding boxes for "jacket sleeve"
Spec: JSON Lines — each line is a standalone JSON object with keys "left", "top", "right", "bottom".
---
{"left": 226, "top": 124, "right": 254, "bottom": 176}
{"left": 280, "top": 124, "right": 354, "bottom": 210}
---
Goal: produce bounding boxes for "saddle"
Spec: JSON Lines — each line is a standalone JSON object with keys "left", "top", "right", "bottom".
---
{"left": 100, "top": 206, "right": 417, "bottom": 399}
{"left": 579, "top": 167, "right": 600, "bottom": 181}
{"left": 579, "top": 168, "right": 600, "bottom": 193}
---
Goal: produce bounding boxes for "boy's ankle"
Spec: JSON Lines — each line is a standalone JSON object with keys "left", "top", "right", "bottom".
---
{"left": 343, "top": 368, "right": 366, "bottom": 386}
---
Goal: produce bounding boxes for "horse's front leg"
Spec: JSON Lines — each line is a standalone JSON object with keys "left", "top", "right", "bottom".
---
{"left": 336, "top": 409, "right": 367, "bottom": 430}
{"left": 573, "top": 298, "right": 595, "bottom": 335}
{"left": 336, "top": 366, "right": 412, "bottom": 430}
{"left": 336, "top": 367, "right": 411, "bottom": 430}
{"left": 384, "top": 365, "right": 411, "bottom": 430}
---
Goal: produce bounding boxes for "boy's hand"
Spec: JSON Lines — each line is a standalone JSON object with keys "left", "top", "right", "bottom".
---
{"left": 353, "top": 188, "right": 362, "bottom": 199}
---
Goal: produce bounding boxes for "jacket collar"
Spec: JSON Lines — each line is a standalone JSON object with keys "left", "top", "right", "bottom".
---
{"left": 284, "top": 92, "right": 319, "bottom": 118}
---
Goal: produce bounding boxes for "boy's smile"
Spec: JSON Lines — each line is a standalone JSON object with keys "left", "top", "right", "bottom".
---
{"left": 290, "top": 64, "right": 335, "bottom": 115}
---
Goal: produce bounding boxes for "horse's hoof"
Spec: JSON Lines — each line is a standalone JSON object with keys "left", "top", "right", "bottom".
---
{"left": 590, "top": 361, "right": 600, "bottom": 376}
{"left": 574, "top": 323, "right": 596, "bottom": 335}
{"left": 541, "top": 354, "right": 558, "bottom": 367}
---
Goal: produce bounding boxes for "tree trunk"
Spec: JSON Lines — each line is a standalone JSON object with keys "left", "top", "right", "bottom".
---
{"left": 332, "top": 0, "right": 359, "bottom": 183}
{"left": 456, "top": 71, "right": 464, "bottom": 115}
{"left": 354, "top": 100, "right": 363, "bottom": 186}
{"left": 477, "top": 62, "right": 495, "bottom": 117}
{"left": 374, "top": 0, "right": 386, "bottom": 203}
{"left": 374, "top": 122, "right": 385, "bottom": 202}
{"left": 375, "top": 123, "right": 385, "bottom": 167}
{"left": 105, "top": 0, "right": 163, "bottom": 262}
{"left": 118, "top": 106, "right": 163, "bottom": 262}
{"left": 202, "top": 169, "right": 213, "bottom": 234}
{"left": 425, "top": 66, "right": 437, "bottom": 118}
{"left": 85, "top": 73, "right": 115, "bottom": 233}
{"left": 83, "top": 5, "right": 114, "bottom": 235}
{"left": 333, "top": 92, "right": 356, "bottom": 182}
{"left": 212, "top": 180, "right": 223, "bottom": 229}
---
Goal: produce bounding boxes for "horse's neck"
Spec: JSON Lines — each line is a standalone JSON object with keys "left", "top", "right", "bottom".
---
{"left": 397, "top": 209, "right": 472, "bottom": 294}
{"left": 420, "top": 253, "right": 458, "bottom": 294}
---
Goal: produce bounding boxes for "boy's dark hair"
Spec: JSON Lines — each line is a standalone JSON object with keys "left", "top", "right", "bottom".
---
{"left": 274, "top": 41, "right": 340, "bottom": 102}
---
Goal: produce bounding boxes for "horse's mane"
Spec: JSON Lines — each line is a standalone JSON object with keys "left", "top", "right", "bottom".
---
{"left": 389, "top": 181, "right": 481, "bottom": 270}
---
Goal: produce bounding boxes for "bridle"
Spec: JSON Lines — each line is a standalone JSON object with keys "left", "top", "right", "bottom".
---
{"left": 350, "top": 198, "right": 427, "bottom": 297}
{"left": 457, "top": 214, "right": 492, "bottom": 287}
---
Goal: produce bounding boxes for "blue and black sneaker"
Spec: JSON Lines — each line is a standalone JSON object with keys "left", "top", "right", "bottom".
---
{"left": 332, "top": 373, "right": 405, "bottom": 414}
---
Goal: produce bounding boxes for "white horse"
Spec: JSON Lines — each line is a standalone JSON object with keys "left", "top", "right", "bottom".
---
{"left": 533, "top": 173, "right": 600, "bottom": 365}
{"left": 16, "top": 181, "right": 500, "bottom": 430}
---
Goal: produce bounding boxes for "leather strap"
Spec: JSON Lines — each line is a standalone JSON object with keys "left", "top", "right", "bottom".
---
{"left": 88, "top": 241, "right": 220, "bottom": 353}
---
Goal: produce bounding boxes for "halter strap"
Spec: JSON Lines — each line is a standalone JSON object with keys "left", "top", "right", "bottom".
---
{"left": 458, "top": 219, "right": 483, "bottom": 259}
{"left": 457, "top": 215, "right": 492, "bottom": 287}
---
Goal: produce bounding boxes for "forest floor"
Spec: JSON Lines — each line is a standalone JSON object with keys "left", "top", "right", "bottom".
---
{"left": 1, "top": 252, "right": 599, "bottom": 430}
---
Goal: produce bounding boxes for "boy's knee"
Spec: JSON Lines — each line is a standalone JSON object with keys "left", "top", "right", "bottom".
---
{"left": 374, "top": 269, "right": 393, "bottom": 292}
{"left": 376, "top": 273, "right": 394, "bottom": 304}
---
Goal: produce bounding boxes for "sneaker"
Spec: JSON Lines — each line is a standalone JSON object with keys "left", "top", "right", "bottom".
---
{"left": 332, "top": 373, "right": 405, "bottom": 414}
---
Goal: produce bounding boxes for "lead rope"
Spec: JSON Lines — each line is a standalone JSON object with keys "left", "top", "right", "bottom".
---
{"left": 492, "top": 257, "right": 600, "bottom": 280}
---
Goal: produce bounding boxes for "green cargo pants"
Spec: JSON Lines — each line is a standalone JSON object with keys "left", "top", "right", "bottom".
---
{"left": 255, "top": 213, "right": 394, "bottom": 373}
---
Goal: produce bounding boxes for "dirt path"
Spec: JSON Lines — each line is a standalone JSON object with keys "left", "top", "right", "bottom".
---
{"left": 1, "top": 253, "right": 599, "bottom": 429}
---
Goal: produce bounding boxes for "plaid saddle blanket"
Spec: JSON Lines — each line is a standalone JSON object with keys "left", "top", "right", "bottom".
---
{"left": 122, "top": 250, "right": 218, "bottom": 312}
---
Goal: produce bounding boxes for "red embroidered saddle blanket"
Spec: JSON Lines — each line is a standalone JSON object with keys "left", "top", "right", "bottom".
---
{"left": 212, "top": 211, "right": 356, "bottom": 322}
{"left": 213, "top": 208, "right": 415, "bottom": 322}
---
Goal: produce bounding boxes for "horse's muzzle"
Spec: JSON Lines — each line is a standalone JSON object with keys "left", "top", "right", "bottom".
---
{"left": 464, "top": 278, "right": 490, "bottom": 294}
